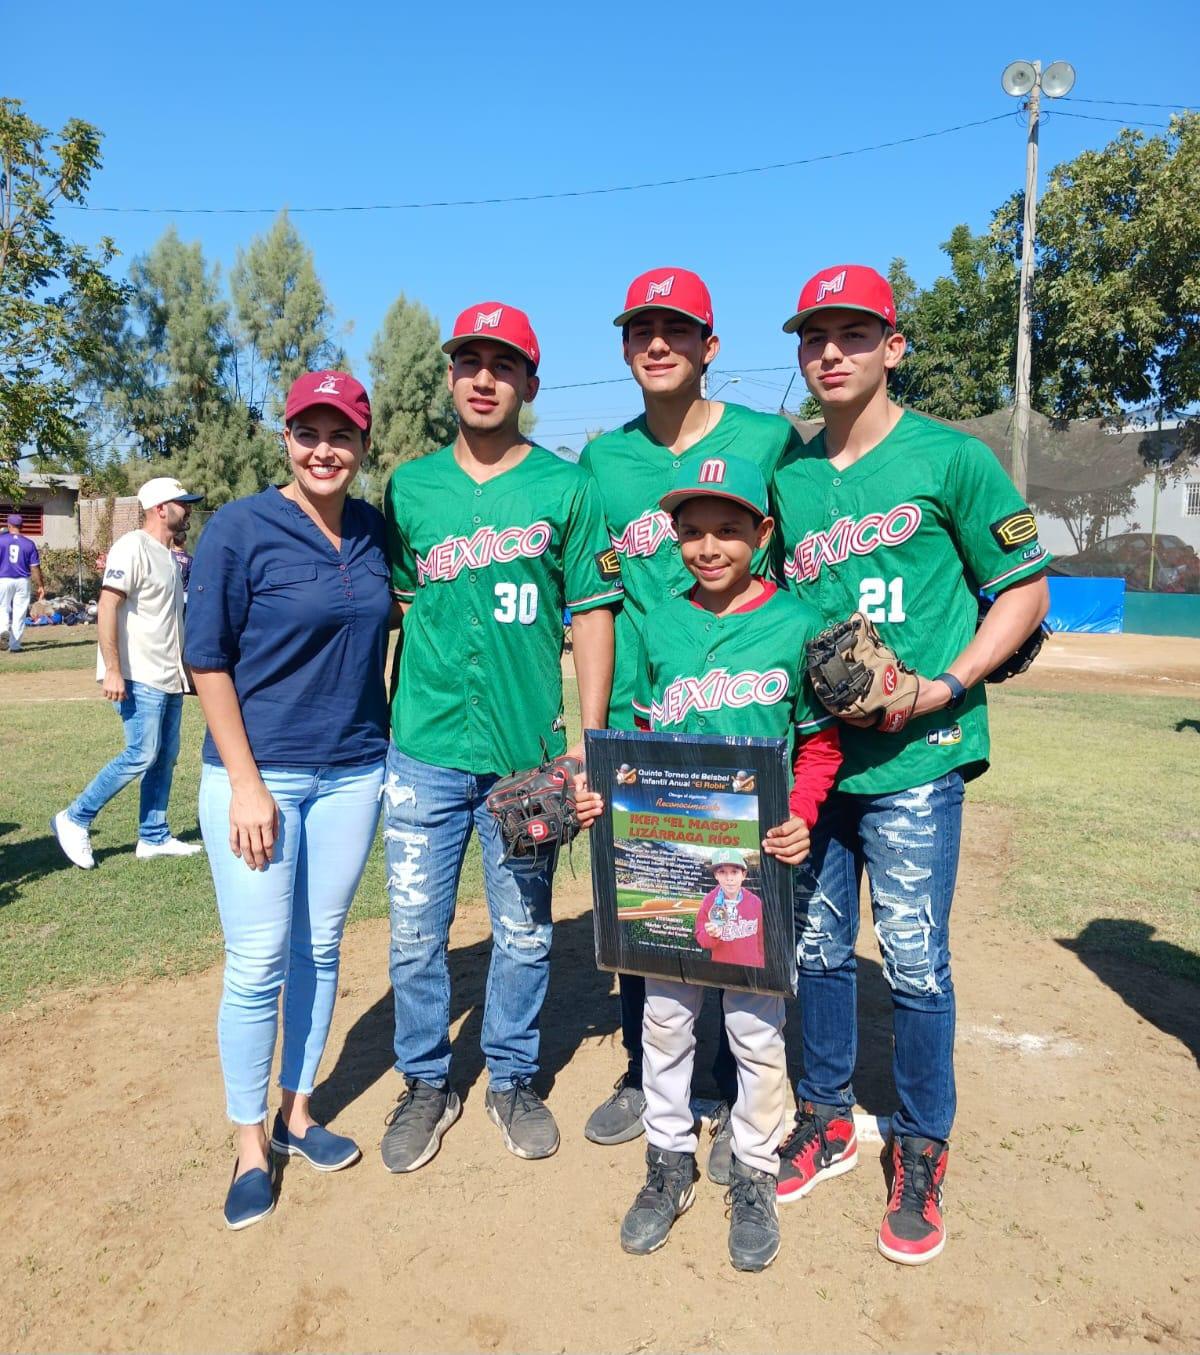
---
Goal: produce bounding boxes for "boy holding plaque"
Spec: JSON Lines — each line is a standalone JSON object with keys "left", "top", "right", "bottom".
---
{"left": 613, "top": 453, "right": 842, "bottom": 1271}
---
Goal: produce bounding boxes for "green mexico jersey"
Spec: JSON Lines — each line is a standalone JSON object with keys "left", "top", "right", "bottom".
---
{"left": 385, "top": 444, "right": 623, "bottom": 775}
{"left": 633, "top": 585, "right": 833, "bottom": 746}
{"left": 771, "top": 410, "right": 1050, "bottom": 795}
{"left": 580, "top": 404, "right": 798, "bottom": 730}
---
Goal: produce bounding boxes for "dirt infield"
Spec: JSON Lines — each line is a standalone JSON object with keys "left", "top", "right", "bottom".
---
{"left": 2, "top": 800, "right": 1198, "bottom": 1353}
{"left": 1, "top": 636, "right": 1199, "bottom": 1352}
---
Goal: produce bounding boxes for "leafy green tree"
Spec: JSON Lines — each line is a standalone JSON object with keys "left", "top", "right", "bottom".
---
{"left": 0, "top": 99, "right": 126, "bottom": 497}
{"left": 888, "top": 231, "right": 1015, "bottom": 419}
{"left": 230, "top": 210, "right": 342, "bottom": 417}
{"left": 367, "top": 294, "right": 456, "bottom": 489}
{"left": 1013, "top": 112, "right": 1200, "bottom": 432}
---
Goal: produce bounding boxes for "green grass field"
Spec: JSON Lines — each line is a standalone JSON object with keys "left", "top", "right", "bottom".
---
{"left": 975, "top": 684, "right": 1200, "bottom": 981}
{"left": 1, "top": 625, "right": 100, "bottom": 672}
{"left": 1, "top": 632, "right": 1196, "bottom": 1007}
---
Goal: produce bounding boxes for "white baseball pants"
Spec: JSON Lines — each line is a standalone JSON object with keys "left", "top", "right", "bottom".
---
{"left": 643, "top": 978, "right": 788, "bottom": 1176}
{"left": 0, "top": 578, "right": 31, "bottom": 647}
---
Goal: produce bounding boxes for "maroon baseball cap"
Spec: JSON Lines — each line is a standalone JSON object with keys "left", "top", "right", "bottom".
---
{"left": 442, "top": 302, "right": 541, "bottom": 370}
{"left": 285, "top": 371, "right": 372, "bottom": 431}
{"left": 614, "top": 267, "right": 714, "bottom": 329}
{"left": 782, "top": 265, "right": 897, "bottom": 334}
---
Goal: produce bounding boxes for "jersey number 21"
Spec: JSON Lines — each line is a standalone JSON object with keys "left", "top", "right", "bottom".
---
{"left": 859, "top": 576, "right": 906, "bottom": 623}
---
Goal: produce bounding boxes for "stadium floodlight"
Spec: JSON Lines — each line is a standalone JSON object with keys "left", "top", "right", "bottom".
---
{"left": 1001, "top": 61, "right": 1038, "bottom": 97}
{"left": 1041, "top": 61, "right": 1077, "bottom": 99}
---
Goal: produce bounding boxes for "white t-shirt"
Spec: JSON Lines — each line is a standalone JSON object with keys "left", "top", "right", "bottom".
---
{"left": 97, "top": 530, "right": 185, "bottom": 693}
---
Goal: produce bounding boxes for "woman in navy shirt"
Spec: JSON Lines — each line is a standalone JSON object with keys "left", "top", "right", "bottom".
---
{"left": 186, "top": 371, "right": 392, "bottom": 1231}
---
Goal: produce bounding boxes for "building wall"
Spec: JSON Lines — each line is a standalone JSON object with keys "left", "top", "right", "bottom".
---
{"left": 1034, "top": 471, "right": 1200, "bottom": 556}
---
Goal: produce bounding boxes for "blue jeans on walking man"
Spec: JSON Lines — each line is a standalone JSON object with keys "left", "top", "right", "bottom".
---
{"left": 793, "top": 772, "right": 964, "bottom": 1144}
{"left": 67, "top": 680, "right": 184, "bottom": 845}
{"left": 384, "top": 744, "right": 555, "bottom": 1092}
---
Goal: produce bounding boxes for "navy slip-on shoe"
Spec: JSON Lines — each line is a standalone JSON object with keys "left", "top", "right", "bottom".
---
{"left": 269, "top": 1112, "right": 361, "bottom": 1172}
{"left": 223, "top": 1159, "right": 276, "bottom": 1232}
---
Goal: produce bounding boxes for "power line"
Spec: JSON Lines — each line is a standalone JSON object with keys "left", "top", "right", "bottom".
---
{"left": 1050, "top": 110, "right": 1173, "bottom": 130}
{"left": 1064, "top": 97, "right": 1196, "bottom": 110}
{"left": 65, "top": 113, "right": 1016, "bottom": 216}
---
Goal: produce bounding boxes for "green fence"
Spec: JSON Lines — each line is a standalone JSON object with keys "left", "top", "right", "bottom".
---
{"left": 1124, "top": 593, "right": 1200, "bottom": 638}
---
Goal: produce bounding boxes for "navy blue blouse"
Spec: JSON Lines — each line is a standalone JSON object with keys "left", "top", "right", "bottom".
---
{"left": 185, "top": 486, "right": 391, "bottom": 768}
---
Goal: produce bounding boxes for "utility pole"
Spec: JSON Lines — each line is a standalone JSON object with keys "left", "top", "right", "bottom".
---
{"left": 1011, "top": 64, "right": 1040, "bottom": 501}
{"left": 1001, "top": 59, "right": 1075, "bottom": 500}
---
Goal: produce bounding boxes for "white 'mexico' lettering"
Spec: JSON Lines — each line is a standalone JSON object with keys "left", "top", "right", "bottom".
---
{"left": 416, "top": 521, "right": 552, "bottom": 584}
{"left": 784, "top": 503, "right": 922, "bottom": 584}
{"left": 610, "top": 509, "right": 676, "bottom": 559}
{"left": 652, "top": 667, "right": 790, "bottom": 728}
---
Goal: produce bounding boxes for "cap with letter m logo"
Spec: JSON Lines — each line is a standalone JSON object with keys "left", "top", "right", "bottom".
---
{"left": 646, "top": 274, "right": 675, "bottom": 302}
{"left": 473, "top": 307, "right": 504, "bottom": 332}
{"left": 815, "top": 270, "right": 847, "bottom": 302}
{"left": 698, "top": 458, "right": 727, "bottom": 484}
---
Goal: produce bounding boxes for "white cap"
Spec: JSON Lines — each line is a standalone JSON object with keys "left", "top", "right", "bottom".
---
{"left": 138, "top": 477, "right": 203, "bottom": 511}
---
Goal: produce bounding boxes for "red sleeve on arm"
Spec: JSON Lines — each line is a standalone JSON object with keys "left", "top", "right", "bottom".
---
{"left": 788, "top": 725, "right": 843, "bottom": 827}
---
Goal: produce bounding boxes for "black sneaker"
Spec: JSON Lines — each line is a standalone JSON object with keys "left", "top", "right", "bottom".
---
{"left": 706, "top": 1101, "right": 734, "bottom": 1185}
{"left": 380, "top": 1078, "right": 462, "bottom": 1173}
{"left": 584, "top": 1071, "right": 646, "bottom": 1145}
{"left": 726, "top": 1157, "right": 781, "bottom": 1271}
{"left": 485, "top": 1077, "right": 560, "bottom": 1159}
{"left": 620, "top": 1147, "right": 698, "bottom": 1255}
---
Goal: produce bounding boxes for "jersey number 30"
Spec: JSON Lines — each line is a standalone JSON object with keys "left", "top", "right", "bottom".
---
{"left": 494, "top": 582, "right": 539, "bottom": 625}
{"left": 859, "top": 576, "right": 906, "bottom": 623}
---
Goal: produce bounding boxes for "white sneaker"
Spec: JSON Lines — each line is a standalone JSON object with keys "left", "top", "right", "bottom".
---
{"left": 135, "top": 837, "right": 204, "bottom": 859}
{"left": 51, "top": 811, "right": 95, "bottom": 869}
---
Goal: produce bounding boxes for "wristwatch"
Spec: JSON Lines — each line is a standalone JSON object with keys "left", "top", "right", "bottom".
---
{"left": 933, "top": 672, "right": 968, "bottom": 711}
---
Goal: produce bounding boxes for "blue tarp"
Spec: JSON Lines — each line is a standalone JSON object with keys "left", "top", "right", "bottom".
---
{"left": 1046, "top": 576, "right": 1125, "bottom": 633}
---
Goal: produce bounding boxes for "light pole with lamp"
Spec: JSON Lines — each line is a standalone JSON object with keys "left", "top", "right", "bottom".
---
{"left": 1000, "top": 58, "right": 1076, "bottom": 497}
{"left": 707, "top": 375, "right": 741, "bottom": 400}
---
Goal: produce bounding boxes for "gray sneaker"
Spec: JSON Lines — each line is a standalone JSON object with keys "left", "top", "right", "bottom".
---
{"left": 380, "top": 1078, "right": 461, "bottom": 1173}
{"left": 726, "top": 1157, "right": 781, "bottom": 1271}
{"left": 584, "top": 1071, "right": 646, "bottom": 1145}
{"left": 706, "top": 1101, "right": 734, "bottom": 1185}
{"left": 485, "top": 1077, "right": 560, "bottom": 1159}
{"left": 620, "top": 1146, "right": 698, "bottom": 1255}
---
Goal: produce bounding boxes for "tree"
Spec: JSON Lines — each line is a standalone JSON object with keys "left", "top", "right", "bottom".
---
{"left": 230, "top": 211, "right": 342, "bottom": 418}
{"left": 0, "top": 99, "right": 126, "bottom": 497}
{"left": 1013, "top": 113, "right": 1200, "bottom": 435}
{"left": 367, "top": 294, "right": 456, "bottom": 491}
{"left": 887, "top": 230, "right": 1015, "bottom": 419}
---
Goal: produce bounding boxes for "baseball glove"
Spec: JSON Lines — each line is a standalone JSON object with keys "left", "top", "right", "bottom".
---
{"left": 978, "top": 596, "right": 1051, "bottom": 683}
{"left": 486, "top": 754, "right": 584, "bottom": 862}
{"left": 806, "top": 612, "right": 921, "bottom": 734}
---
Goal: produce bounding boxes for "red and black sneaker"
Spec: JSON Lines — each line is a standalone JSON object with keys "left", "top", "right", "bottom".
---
{"left": 877, "top": 1135, "right": 948, "bottom": 1265}
{"left": 776, "top": 1101, "right": 858, "bottom": 1203}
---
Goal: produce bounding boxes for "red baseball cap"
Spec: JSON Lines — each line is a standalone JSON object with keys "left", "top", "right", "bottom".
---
{"left": 613, "top": 267, "right": 714, "bottom": 329}
{"left": 285, "top": 371, "right": 372, "bottom": 431}
{"left": 782, "top": 265, "right": 897, "bottom": 334}
{"left": 442, "top": 302, "right": 540, "bottom": 370}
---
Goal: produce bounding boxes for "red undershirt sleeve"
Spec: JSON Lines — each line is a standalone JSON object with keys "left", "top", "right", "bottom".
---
{"left": 788, "top": 724, "right": 843, "bottom": 827}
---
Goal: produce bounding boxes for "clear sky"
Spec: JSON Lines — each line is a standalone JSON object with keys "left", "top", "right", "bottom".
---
{"left": 8, "top": 0, "right": 1197, "bottom": 454}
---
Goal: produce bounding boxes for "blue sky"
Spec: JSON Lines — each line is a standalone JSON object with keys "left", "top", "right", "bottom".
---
{"left": 10, "top": 0, "right": 1197, "bottom": 454}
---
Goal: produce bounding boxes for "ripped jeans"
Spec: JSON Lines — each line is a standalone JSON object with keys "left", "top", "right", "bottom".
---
{"left": 793, "top": 772, "right": 964, "bottom": 1143}
{"left": 384, "top": 743, "right": 555, "bottom": 1092}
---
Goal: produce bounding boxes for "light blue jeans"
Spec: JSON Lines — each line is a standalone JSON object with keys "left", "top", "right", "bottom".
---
{"left": 384, "top": 744, "right": 555, "bottom": 1091}
{"left": 68, "top": 680, "right": 183, "bottom": 845}
{"left": 200, "top": 760, "right": 384, "bottom": 1125}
